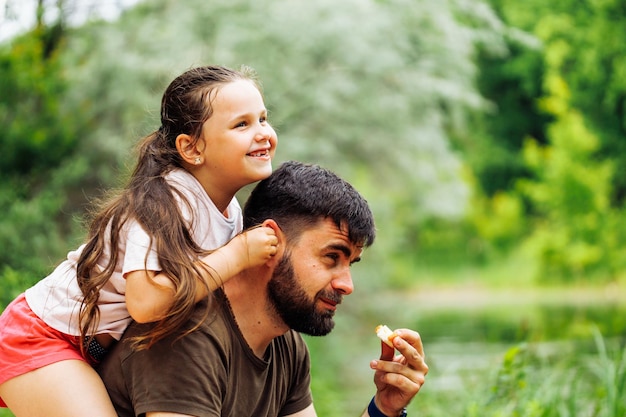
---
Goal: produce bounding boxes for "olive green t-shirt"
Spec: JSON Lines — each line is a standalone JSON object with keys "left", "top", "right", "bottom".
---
{"left": 98, "top": 290, "right": 313, "bottom": 417}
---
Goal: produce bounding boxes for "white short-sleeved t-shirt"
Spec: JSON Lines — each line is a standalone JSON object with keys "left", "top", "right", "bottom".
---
{"left": 25, "top": 169, "right": 242, "bottom": 340}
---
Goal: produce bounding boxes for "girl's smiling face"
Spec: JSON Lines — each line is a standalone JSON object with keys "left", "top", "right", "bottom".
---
{"left": 199, "top": 79, "right": 278, "bottom": 196}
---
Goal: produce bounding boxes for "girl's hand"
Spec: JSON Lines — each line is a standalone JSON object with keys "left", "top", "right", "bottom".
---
{"left": 199, "top": 225, "right": 278, "bottom": 294}
{"left": 239, "top": 225, "right": 278, "bottom": 268}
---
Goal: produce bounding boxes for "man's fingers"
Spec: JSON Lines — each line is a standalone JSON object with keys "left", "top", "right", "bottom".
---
{"left": 376, "top": 329, "right": 427, "bottom": 373}
{"left": 393, "top": 329, "right": 425, "bottom": 359}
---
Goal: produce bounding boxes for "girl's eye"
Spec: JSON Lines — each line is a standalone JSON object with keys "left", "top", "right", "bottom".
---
{"left": 260, "top": 116, "right": 267, "bottom": 123}
{"left": 235, "top": 121, "right": 247, "bottom": 128}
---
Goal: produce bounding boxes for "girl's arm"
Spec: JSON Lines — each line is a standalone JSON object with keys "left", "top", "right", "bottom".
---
{"left": 125, "top": 226, "right": 277, "bottom": 323}
{"left": 192, "top": 225, "right": 278, "bottom": 300}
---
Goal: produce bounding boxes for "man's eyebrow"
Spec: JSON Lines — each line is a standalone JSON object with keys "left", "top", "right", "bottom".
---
{"left": 328, "top": 243, "right": 360, "bottom": 263}
{"left": 328, "top": 243, "right": 351, "bottom": 257}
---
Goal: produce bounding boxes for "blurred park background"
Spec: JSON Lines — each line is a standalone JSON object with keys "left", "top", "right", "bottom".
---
{"left": 1, "top": 0, "right": 625, "bottom": 415}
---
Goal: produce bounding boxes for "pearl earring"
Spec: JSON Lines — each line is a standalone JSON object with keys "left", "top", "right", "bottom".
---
{"left": 194, "top": 157, "right": 201, "bottom": 165}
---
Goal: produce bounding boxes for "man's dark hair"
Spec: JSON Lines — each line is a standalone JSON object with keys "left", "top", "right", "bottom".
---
{"left": 244, "top": 161, "right": 376, "bottom": 247}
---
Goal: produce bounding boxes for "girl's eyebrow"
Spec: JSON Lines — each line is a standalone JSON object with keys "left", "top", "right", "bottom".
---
{"left": 230, "top": 107, "right": 267, "bottom": 120}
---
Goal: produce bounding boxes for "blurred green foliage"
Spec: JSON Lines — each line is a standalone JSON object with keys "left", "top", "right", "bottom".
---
{"left": 1, "top": 0, "right": 626, "bottom": 416}
{"left": 7, "top": 0, "right": 625, "bottom": 295}
{"left": 454, "top": 0, "right": 626, "bottom": 283}
{"left": 0, "top": 0, "right": 510, "bottom": 305}
{"left": 2, "top": 1, "right": 623, "bottom": 290}
{"left": 0, "top": 15, "right": 73, "bottom": 306}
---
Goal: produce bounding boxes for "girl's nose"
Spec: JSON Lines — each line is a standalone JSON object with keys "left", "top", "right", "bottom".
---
{"left": 257, "top": 125, "right": 277, "bottom": 148}
{"left": 255, "top": 125, "right": 272, "bottom": 141}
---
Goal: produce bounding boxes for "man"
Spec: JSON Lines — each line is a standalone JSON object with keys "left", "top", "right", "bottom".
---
{"left": 98, "top": 161, "right": 428, "bottom": 417}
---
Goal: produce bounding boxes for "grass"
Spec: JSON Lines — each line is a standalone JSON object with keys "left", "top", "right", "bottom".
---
{"left": 307, "top": 328, "right": 626, "bottom": 417}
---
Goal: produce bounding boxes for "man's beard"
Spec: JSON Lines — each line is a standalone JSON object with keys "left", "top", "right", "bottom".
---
{"left": 267, "top": 252, "right": 342, "bottom": 336}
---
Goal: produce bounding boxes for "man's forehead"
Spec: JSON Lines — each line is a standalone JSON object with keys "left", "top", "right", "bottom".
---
{"left": 307, "top": 218, "right": 363, "bottom": 253}
{"left": 315, "top": 218, "right": 350, "bottom": 237}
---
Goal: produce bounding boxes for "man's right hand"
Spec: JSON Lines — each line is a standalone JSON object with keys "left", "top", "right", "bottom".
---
{"left": 369, "top": 328, "right": 428, "bottom": 416}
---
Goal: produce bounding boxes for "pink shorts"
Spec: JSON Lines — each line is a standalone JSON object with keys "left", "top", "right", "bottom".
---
{"left": 0, "top": 293, "right": 87, "bottom": 407}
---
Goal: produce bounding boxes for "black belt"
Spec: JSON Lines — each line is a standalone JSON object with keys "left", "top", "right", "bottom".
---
{"left": 84, "top": 337, "right": 110, "bottom": 363}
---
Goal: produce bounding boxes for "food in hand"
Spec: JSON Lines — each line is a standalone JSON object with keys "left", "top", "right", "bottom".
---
{"left": 375, "top": 324, "right": 398, "bottom": 348}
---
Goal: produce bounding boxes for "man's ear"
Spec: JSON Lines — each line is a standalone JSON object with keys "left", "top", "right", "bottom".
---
{"left": 262, "top": 219, "right": 285, "bottom": 267}
{"left": 175, "top": 133, "right": 203, "bottom": 165}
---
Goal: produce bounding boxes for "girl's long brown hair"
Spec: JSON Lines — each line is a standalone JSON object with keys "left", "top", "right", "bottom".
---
{"left": 76, "top": 65, "right": 260, "bottom": 351}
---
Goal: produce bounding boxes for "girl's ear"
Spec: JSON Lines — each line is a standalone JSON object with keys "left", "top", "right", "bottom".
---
{"left": 176, "top": 133, "right": 203, "bottom": 165}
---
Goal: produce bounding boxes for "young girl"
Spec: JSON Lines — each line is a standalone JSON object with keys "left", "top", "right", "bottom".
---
{"left": 0, "top": 65, "right": 279, "bottom": 416}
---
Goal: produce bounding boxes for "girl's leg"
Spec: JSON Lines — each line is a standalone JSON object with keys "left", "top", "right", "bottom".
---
{"left": 0, "top": 359, "right": 117, "bottom": 417}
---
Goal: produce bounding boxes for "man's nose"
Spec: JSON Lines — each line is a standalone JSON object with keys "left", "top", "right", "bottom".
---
{"left": 331, "top": 268, "right": 354, "bottom": 295}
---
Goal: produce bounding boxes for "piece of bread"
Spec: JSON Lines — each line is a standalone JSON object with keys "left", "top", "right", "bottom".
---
{"left": 375, "top": 324, "right": 398, "bottom": 348}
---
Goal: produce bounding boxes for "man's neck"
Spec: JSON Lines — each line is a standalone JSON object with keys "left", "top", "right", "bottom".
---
{"left": 222, "top": 269, "right": 289, "bottom": 358}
